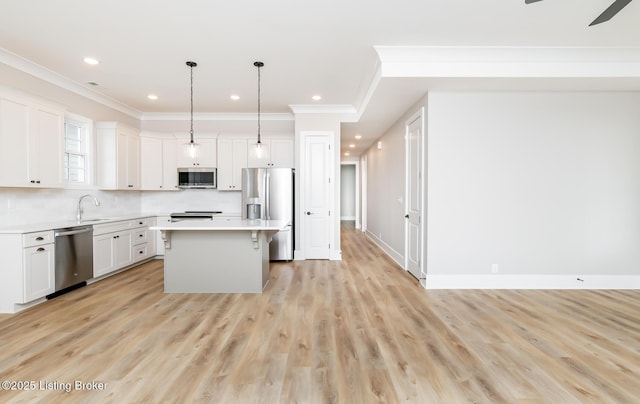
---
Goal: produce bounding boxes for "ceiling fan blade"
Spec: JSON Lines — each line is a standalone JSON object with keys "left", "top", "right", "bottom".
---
{"left": 590, "top": 0, "right": 633, "bottom": 26}
{"left": 525, "top": 0, "right": 544, "bottom": 3}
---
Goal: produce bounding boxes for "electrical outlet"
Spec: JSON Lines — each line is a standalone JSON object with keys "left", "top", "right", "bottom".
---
{"left": 491, "top": 264, "right": 499, "bottom": 273}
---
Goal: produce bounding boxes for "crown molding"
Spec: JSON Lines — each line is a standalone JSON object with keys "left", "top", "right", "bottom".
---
{"left": 0, "top": 47, "right": 142, "bottom": 119}
{"left": 140, "top": 112, "right": 294, "bottom": 121}
{"left": 374, "top": 46, "right": 640, "bottom": 78}
{"left": 288, "top": 104, "right": 357, "bottom": 115}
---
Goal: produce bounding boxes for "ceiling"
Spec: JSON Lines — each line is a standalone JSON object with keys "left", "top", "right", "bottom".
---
{"left": 1, "top": 0, "right": 639, "bottom": 157}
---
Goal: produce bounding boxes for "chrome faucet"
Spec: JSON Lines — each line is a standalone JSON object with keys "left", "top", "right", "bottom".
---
{"left": 77, "top": 194, "right": 101, "bottom": 221}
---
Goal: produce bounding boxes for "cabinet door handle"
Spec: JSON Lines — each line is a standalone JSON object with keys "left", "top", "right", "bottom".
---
{"left": 37, "top": 247, "right": 46, "bottom": 252}
{"left": 36, "top": 236, "right": 44, "bottom": 241}
{"left": 128, "top": 185, "right": 133, "bottom": 188}
{"left": 36, "top": 180, "right": 41, "bottom": 184}
{"left": 139, "top": 234, "right": 144, "bottom": 237}
{"left": 30, "top": 180, "right": 36, "bottom": 183}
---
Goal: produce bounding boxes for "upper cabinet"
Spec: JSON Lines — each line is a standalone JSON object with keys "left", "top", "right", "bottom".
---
{"left": 0, "top": 94, "right": 63, "bottom": 188}
{"left": 247, "top": 137, "right": 294, "bottom": 168}
{"left": 175, "top": 137, "right": 217, "bottom": 168}
{"left": 96, "top": 122, "right": 140, "bottom": 190}
{"left": 140, "top": 135, "right": 178, "bottom": 191}
{"left": 217, "top": 138, "right": 247, "bottom": 191}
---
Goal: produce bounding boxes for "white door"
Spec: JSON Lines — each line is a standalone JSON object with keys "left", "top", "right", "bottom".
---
{"left": 303, "top": 133, "right": 332, "bottom": 259}
{"left": 405, "top": 110, "right": 423, "bottom": 280}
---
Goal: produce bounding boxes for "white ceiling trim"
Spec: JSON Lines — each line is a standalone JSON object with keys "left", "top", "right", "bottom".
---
{"left": 0, "top": 48, "right": 142, "bottom": 119}
{"left": 375, "top": 46, "right": 640, "bottom": 79}
{"left": 140, "top": 112, "right": 294, "bottom": 121}
{"left": 288, "top": 104, "right": 357, "bottom": 115}
{"left": 354, "top": 63, "right": 382, "bottom": 122}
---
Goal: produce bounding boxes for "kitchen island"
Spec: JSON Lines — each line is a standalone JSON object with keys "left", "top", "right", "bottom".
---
{"left": 150, "top": 219, "right": 287, "bottom": 293}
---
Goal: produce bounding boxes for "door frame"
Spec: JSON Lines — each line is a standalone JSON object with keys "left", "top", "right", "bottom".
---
{"left": 404, "top": 108, "right": 426, "bottom": 284}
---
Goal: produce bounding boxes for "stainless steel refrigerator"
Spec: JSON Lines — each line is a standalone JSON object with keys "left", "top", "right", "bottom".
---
{"left": 242, "top": 168, "right": 294, "bottom": 261}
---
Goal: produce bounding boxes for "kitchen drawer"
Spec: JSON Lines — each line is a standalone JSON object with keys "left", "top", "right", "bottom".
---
{"left": 23, "top": 230, "right": 54, "bottom": 248}
{"left": 132, "top": 229, "right": 148, "bottom": 245}
{"left": 133, "top": 243, "right": 148, "bottom": 262}
{"left": 93, "top": 220, "right": 132, "bottom": 236}
{"left": 131, "top": 218, "right": 153, "bottom": 229}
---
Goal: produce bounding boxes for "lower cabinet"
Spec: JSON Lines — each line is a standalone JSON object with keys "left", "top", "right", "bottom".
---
{"left": 93, "top": 230, "right": 133, "bottom": 277}
{"left": 23, "top": 243, "right": 55, "bottom": 302}
{"left": 0, "top": 230, "right": 55, "bottom": 307}
{"left": 93, "top": 217, "right": 154, "bottom": 278}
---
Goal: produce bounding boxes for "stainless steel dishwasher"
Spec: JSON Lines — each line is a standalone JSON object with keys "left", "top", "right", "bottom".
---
{"left": 51, "top": 225, "right": 94, "bottom": 296}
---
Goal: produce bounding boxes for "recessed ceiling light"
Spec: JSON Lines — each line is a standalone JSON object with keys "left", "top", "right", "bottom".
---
{"left": 349, "top": 144, "right": 355, "bottom": 148}
{"left": 344, "top": 152, "right": 350, "bottom": 156}
{"left": 147, "top": 94, "right": 158, "bottom": 100}
{"left": 83, "top": 57, "right": 99, "bottom": 65}
{"left": 230, "top": 94, "right": 240, "bottom": 100}
{"left": 355, "top": 134, "right": 362, "bottom": 140}
{"left": 312, "top": 95, "right": 322, "bottom": 101}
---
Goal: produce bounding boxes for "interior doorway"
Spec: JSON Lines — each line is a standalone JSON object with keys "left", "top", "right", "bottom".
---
{"left": 340, "top": 162, "right": 360, "bottom": 229}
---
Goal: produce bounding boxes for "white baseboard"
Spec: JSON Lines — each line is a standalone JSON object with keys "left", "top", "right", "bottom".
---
{"left": 365, "top": 230, "right": 404, "bottom": 268}
{"left": 340, "top": 216, "right": 356, "bottom": 221}
{"left": 330, "top": 249, "right": 342, "bottom": 261}
{"left": 424, "top": 274, "right": 640, "bottom": 290}
{"left": 294, "top": 250, "right": 305, "bottom": 261}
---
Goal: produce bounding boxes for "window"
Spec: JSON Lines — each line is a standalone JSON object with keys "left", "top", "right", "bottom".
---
{"left": 63, "top": 114, "right": 92, "bottom": 185}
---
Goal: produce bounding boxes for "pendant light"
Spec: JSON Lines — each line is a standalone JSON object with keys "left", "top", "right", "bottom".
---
{"left": 254, "top": 61, "right": 264, "bottom": 158}
{"left": 186, "top": 61, "right": 198, "bottom": 158}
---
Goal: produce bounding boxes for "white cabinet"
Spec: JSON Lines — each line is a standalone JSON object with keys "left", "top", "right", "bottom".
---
{"left": 217, "top": 138, "right": 247, "bottom": 190}
{"left": 175, "top": 138, "right": 217, "bottom": 168}
{"left": 132, "top": 217, "right": 154, "bottom": 262}
{"left": 0, "top": 230, "right": 55, "bottom": 307}
{"left": 140, "top": 137, "right": 178, "bottom": 190}
{"left": 93, "top": 230, "right": 132, "bottom": 277}
{"left": 93, "top": 217, "right": 154, "bottom": 278}
{"left": 247, "top": 137, "right": 294, "bottom": 168}
{"left": 96, "top": 122, "right": 140, "bottom": 190}
{"left": 22, "top": 231, "right": 55, "bottom": 302}
{"left": 0, "top": 95, "right": 63, "bottom": 188}
{"left": 29, "top": 105, "right": 64, "bottom": 187}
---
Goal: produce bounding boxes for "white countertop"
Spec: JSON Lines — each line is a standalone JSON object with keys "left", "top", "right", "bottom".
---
{"left": 150, "top": 219, "right": 288, "bottom": 232}
{"left": 0, "top": 214, "right": 159, "bottom": 234}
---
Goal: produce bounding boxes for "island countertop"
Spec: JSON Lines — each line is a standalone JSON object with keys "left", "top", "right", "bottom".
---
{"left": 149, "top": 218, "right": 288, "bottom": 232}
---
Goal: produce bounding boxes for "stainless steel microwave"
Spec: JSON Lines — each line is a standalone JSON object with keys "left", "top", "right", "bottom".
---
{"left": 177, "top": 168, "right": 217, "bottom": 189}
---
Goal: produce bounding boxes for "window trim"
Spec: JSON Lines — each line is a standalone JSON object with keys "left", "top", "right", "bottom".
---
{"left": 63, "top": 113, "right": 93, "bottom": 189}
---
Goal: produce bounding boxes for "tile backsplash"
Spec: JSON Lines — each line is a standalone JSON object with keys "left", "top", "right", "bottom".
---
{"left": 0, "top": 188, "right": 243, "bottom": 227}
{"left": 140, "top": 190, "right": 242, "bottom": 217}
{"left": 0, "top": 188, "right": 141, "bottom": 226}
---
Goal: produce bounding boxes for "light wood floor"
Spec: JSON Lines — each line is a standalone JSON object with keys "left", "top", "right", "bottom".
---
{"left": 1, "top": 223, "right": 639, "bottom": 403}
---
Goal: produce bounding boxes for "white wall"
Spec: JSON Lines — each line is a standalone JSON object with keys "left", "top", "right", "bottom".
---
{"left": 427, "top": 91, "right": 640, "bottom": 277}
{"left": 363, "top": 95, "right": 428, "bottom": 264}
{"left": 340, "top": 164, "right": 356, "bottom": 220}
